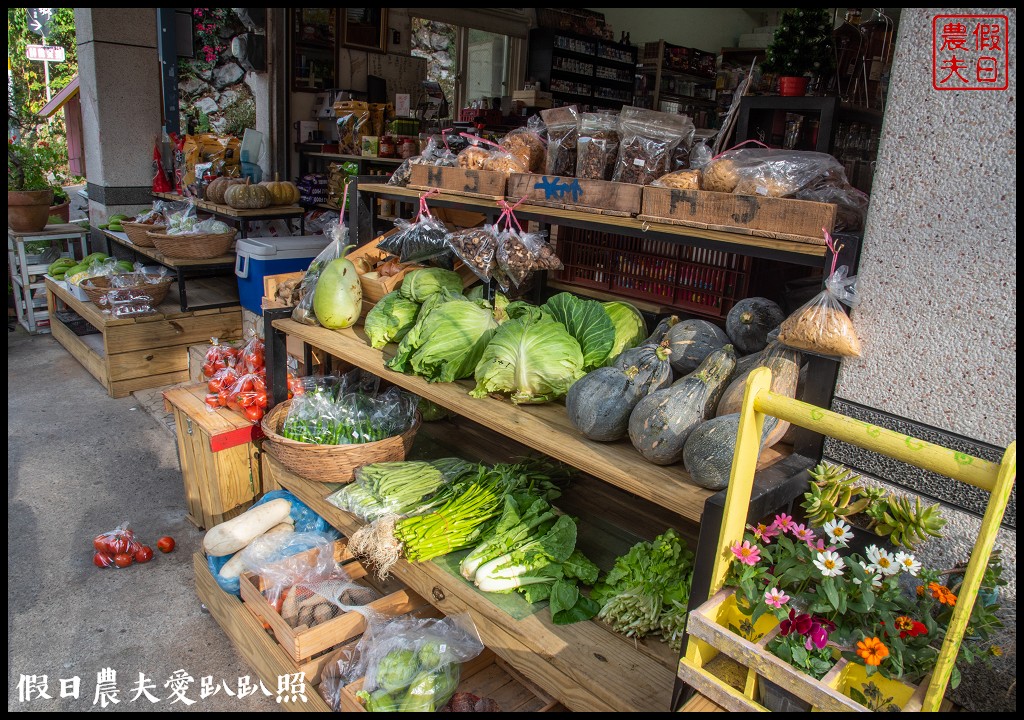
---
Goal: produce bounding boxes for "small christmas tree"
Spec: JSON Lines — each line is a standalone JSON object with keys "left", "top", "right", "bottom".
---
{"left": 761, "top": 8, "right": 834, "bottom": 78}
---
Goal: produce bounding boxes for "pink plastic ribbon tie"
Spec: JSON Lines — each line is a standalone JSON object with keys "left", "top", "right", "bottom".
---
{"left": 416, "top": 188, "right": 439, "bottom": 220}
{"left": 459, "top": 132, "right": 508, "bottom": 155}
{"left": 712, "top": 138, "right": 770, "bottom": 161}
{"left": 823, "top": 227, "right": 844, "bottom": 276}
{"left": 497, "top": 197, "right": 526, "bottom": 232}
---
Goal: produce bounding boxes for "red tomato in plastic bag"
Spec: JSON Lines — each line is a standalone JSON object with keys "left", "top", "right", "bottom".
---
{"left": 244, "top": 404, "right": 265, "bottom": 422}
{"left": 114, "top": 553, "right": 134, "bottom": 568}
{"left": 135, "top": 546, "right": 154, "bottom": 563}
{"left": 94, "top": 552, "right": 114, "bottom": 568}
{"left": 205, "top": 393, "right": 220, "bottom": 410}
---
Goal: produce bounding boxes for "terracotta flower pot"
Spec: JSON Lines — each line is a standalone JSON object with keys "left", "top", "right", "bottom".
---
{"left": 49, "top": 200, "right": 71, "bottom": 224}
{"left": 778, "top": 76, "right": 810, "bottom": 97}
{"left": 8, "top": 189, "right": 55, "bottom": 232}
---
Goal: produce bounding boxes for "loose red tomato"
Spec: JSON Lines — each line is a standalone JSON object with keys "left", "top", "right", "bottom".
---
{"left": 134, "top": 546, "right": 154, "bottom": 563}
{"left": 157, "top": 536, "right": 176, "bottom": 553}
{"left": 93, "top": 552, "right": 114, "bottom": 568}
{"left": 113, "top": 553, "right": 134, "bottom": 568}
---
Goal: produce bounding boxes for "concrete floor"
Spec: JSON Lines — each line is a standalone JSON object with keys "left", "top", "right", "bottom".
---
{"left": 7, "top": 327, "right": 277, "bottom": 711}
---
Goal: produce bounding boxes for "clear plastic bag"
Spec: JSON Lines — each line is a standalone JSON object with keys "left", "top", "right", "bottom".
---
{"left": 356, "top": 613, "right": 485, "bottom": 712}
{"left": 496, "top": 228, "right": 560, "bottom": 290}
{"left": 540, "top": 105, "right": 579, "bottom": 177}
{"left": 501, "top": 117, "right": 546, "bottom": 173}
{"left": 689, "top": 137, "right": 714, "bottom": 171}
{"left": 227, "top": 371, "right": 268, "bottom": 422}
{"left": 388, "top": 135, "right": 458, "bottom": 187}
{"left": 164, "top": 201, "right": 199, "bottom": 234}
{"left": 319, "top": 640, "right": 367, "bottom": 710}
{"left": 92, "top": 521, "right": 143, "bottom": 569}
{"left": 576, "top": 112, "right": 619, "bottom": 180}
{"left": 239, "top": 531, "right": 339, "bottom": 611}
{"left": 613, "top": 106, "right": 695, "bottom": 185}
{"left": 384, "top": 215, "right": 450, "bottom": 265}
{"left": 326, "top": 460, "right": 450, "bottom": 521}
{"left": 777, "top": 265, "right": 861, "bottom": 357}
{"left": 446, "top": 226, "right": 499, "bottom": 282}
{"left": 202, "top": 337, "right": 240, "bottom": 378}
{"left": 239, "top": 332, "right": 266, "bottom": 373}
{"left": 292, "top": 220, "right": 347, "bottom": 325}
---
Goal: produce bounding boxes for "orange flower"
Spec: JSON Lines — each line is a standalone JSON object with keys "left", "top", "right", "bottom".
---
{"left": 928, "top": 582, "right": 957, "bottom": 606}
{"left": 856, "top": 637, "right": 890, "bottom": 666}
{"left": 916, "top": 585, "right": 925, "bottom": 597}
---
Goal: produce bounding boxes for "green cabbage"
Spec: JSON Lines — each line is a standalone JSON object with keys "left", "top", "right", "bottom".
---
{"left": 471, "top": 317, "right": 585, "bottom": 404}
{"left": 398, "top": 268, "right": 463, "bottom": 303}
{"left": 364, "top": 291, "right": 420, "bottom": 349}
{"left": 602, "top": 301, "right": 647, "bottom": 364}
{"left": 415, "top": 288, "right": 466, "bottom": 325}
{"left": 540, "top": 292, "right": 616, "bottom": 370}
{"left": 388, "top": 300, "right": 499, "bottom": 382}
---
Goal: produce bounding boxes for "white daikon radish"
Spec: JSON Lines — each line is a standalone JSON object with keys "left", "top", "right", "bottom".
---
{"left": 203, "top": 499, "right": 292, "bottom": 556}
{"left": 218, "top": 521, "right": 295, "bottom": 580}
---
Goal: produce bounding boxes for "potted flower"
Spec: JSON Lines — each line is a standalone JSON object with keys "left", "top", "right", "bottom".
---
{"left": 761, "top": 8, "right": 834, "bottom": 97}
{"left": 8, "top": 137, "right": 55, "bottom": 232}
{"left": 713, "top": 513, "right": 1004, "bottom": 711}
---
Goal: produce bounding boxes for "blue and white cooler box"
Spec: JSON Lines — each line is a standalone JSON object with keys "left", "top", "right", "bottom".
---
{"left": 234, "top": 235, "right": 331, "bottom": 314}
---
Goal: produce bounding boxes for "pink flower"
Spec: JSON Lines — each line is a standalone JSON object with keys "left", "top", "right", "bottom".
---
{"left": 773, "top": 513, "right": 794, "bottom": 533}
{"left": 764, "top": 587, "right": 789, "bottom": 609}
{"left": 809, "top": 537, "right": 837, "bottom": 553}
{"left": 791, "top": 523, "right": 815, "bottom": 543}
{"left": 731, "top": 540, "right": 761, "bottom": 566}
{"left": 750, "top": 521, "right": 780, "bottom": 543}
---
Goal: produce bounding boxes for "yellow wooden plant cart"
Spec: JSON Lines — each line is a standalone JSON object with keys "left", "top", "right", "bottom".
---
{"left": 677, "top": 367, "right": 1016, "bottom": 712}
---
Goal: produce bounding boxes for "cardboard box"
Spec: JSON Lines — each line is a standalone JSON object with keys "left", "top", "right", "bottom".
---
{"left": 513, "top": 90, "right": 554, "bottom": 108}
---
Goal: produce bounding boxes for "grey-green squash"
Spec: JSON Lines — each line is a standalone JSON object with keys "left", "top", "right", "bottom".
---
{"left": 715, "top": 341, "right": 802, "bottom": 446}
{"left": 665, "top": 319, "right": 730, "bottom": 376}
{"left": 726, "top": 297, "right": 785, "bottom": 354}
{"left": 643, "top": 315, "right": 679, "bottom": 346}
{"left": 628, "top": 344, "right": 736, "bottom": 465}
{"left": 730, "top": 348, "right": 765, "bottom": 381}
{"left": 683, "top": 413, "right": 780, "bottom": 490}
{"left": 567, "top": 341, "right": 673, "bottom": 441}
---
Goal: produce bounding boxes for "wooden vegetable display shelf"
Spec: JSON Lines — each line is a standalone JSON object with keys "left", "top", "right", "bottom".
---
{"left": 45, "top": 277, "right": 242, "bottom": 398}
{"left": 270, "top": 319, "right": 793, "bottom": 524}
{"left": 152, "top": 191, "right": 305, "bottom": 238}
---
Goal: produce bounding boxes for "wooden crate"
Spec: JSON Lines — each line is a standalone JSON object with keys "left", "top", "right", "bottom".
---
{"left": 338, "top": 648, "right": 566, "bottom": 712}
{"left": 164, "top": 383, "right": 262, "bottom": 529}
{"left": 639, "top": 187, "right": 837, "bottom": 245}
{"left": 239, "top": 539, "right": 430, "bottom": 679}
{"left": 507, "top": 173, "right": 643, "bottom": 217}
{"left": 409, "top": 164, "right": 508, "bottom": 200}
{"left": 263, "top": 271, "right": 306, "bottom": 310}
{"left": 678, "top": 588, "right": 925, "bottom": 712}
{"left": 347, "top": 229, "right": 424, "bottom": 316}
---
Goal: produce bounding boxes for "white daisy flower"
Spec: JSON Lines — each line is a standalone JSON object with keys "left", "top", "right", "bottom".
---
{"left": 822, "top": 519, "right": 854, "bottom": 546}
{"left": 870, "top": 548, "right": 900, "bottom": 576}
{"left": 852, "top": 561, "right": 883, "bottom": 588}
{"left": 865, "top": 544, "right": 883, "bottom": 564}
{"left": 894, "top": 551, "right": 922, "bottom": 576}
{"left": 814, "top": 550, "right": 846, "bottom": 577}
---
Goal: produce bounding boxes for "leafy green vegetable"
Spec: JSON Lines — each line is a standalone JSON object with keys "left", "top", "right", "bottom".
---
{"left": 376, "top": 649, "right": 419, "bottom": 692}
{"left": 562, "top": 549, "right": 600, "bottom": 585}
{"left": 465, "top": 284, "right": 485, "bottom": 301}
{"left": 417, "top": 398, "right": 451, "bottom": 422}
{"left": 549, "top": 578, "right": 601, "bottom": 625}
{"left": 541, "top": 292, "right": 616, "bottom": 370}
{"left": 398, "top": 664, "right": 460, "bottom": 712}
{"left": 602, "top": 301, "right": 647, "bottom": 364}
{"left": 356, "top": 688, "right": 400, "bottom": 712}
{"left": 388, "top": 300, "right": 500, "bottom": 383}
{"left": 460, "top": 495, "right": 557, "bottom": 580}
{"left": 592, "top": 529, "right": 696, "bottom": 650}
{"left": 470, "top": 317, "right": 585, "bottom": 404}
{"left": 473, "top": 514, "right": 578, "bottom": 592}
{"left": 399, "top": 267, "right": 463, "bottom": 303}
{"left": 364, "top": 291, "right": 420, "bottom": 349}
{"left": 505, "top": 300, "right": 543, "bottom": 323}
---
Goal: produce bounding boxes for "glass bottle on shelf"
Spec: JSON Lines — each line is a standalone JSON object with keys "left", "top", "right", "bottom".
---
{"left": 831, "top": 9, "right": 866, "bottom": 104}
{"left": 860, "top": 8, "right": 895, "bottom": 110}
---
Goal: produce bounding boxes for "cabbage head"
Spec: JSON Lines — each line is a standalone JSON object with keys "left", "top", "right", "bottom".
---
{"left": 602, "top": 301, "right": 647, "bottom": 364}
{"left": 387, "top": 300, "right": 499, "bottom": 383}
{"left": 471, "top": 317, "right": 585, "bottom": 404}
{"left": 398, "top": 268, "right": 463, "bottom": 303}
{"left": 364, "top": 291, "right": 420, "bottom": 349}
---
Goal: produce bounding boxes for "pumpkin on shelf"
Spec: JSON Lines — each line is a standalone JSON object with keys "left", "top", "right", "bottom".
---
{"left": 224, "top": 178, "right": 272, "bottom": 210}
{"left": 260, "top": 173, "right": 300, "bottom": 206}
{"left": 205, "top": 176, "right": 245, "bottom": 205}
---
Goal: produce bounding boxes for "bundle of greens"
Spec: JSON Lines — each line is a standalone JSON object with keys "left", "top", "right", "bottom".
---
{"left": 460, "top": 493, "right": 600, "bottom": 625}
{"left": 280, "top": 385, "right": 417, "bottom": 446}
{"left": 591, "top": 529, "right": 695, "bottom": 650}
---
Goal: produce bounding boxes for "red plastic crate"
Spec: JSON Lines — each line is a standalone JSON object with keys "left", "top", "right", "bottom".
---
{"left": 554, "top": 228, "right": 751, "bottom": 319}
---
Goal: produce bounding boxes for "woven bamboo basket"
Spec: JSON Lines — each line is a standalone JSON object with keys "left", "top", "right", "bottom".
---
{"left": 147, "top": 229, "right": 237, "bottom": 259}
{"left": 122, "top": 221, "right": 165, "bottom": 247}
{"left": 81, "top": 273, "right": 174, "bottom": 308}
{"left": 260, "top": 400, "right": 421, "bottom": 483}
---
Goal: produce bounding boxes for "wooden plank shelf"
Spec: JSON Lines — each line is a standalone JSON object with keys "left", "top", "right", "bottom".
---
{"left": 153, "top": 192, "right": 304, "bottom": 220}
{"left": 104, "top": 230, "right": 236, "bottom": 268}
{"left": 262, "top": 454, "right": 679, "bottom": 713}
{"left": 269, "top": 319, "right": 792, "bottom": 524}
{"left": 46, "top": 277, "right": 242, "bottom": 398}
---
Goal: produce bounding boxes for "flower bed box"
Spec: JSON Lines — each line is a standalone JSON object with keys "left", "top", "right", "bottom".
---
{"left": 639, "top": 186, "right": 837, "bottom": 245}
{"left": 408, "top": 164, "right": 508, "bottom": 201}
{"left": 506, "top": 173, "right": 643, "bottom": 217}
{"left": 239, "top": 539, "right": 430, "bottom": 679}
{"left": 678, "top": 588, "right": 926, "bottom": 713}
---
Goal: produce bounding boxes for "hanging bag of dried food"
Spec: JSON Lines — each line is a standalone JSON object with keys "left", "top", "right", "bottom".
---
{"left": 377, "top": 189, "right": 452, "bottom": 266}
{"left": 576, "top": 112, "right": 620, "bottom": 181}
{"left": 612, "top": 106, "right": 694, "bottom": 185}
{"left": 446, "top": 225, "right": 499, "bottom": 282}
{"left": 776, "top": 229, "right": 862, "bottom": 357}
{"left": 493, "top": 198, "right": 563, "bottom": 292}
{"left": 540, "top": 105, "right": 579, "bottom": 177}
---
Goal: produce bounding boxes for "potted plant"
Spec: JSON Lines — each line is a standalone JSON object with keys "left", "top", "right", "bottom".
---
{"left": 8, "top": 137, "right": 55, "bottom": 232}
{"left": 761, "top": 8, "right": 834, "bottom": 97}
{"left": 711, "top": 513, "right": 1004, "bottom": 711}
